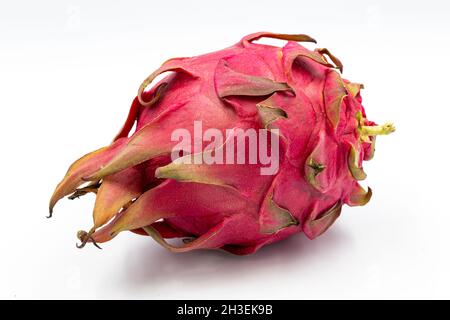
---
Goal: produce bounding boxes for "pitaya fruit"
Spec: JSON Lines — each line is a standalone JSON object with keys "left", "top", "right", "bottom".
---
{"left": 49, "top": 32, "right": 394, "bottom": 254}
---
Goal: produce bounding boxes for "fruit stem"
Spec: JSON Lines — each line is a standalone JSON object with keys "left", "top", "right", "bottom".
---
{"left": 361, "top": 122, "right": 395, "bottom": 136}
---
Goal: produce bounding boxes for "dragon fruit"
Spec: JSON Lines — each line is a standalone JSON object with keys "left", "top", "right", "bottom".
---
{"left": 49, "top": 32, "right": 394, "bottom": 254}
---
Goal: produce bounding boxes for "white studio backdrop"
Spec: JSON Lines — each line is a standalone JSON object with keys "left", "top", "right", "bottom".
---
{"left": 0, "top": 0, "right": 449, "bottom": 299}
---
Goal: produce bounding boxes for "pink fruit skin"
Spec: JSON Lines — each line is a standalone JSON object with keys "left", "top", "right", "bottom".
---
{"left": 50, "top": 32, "right": 389, "bottom": 255}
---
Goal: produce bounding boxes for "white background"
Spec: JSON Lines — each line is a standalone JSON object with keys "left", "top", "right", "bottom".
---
{"left": 1, "top": 0, "right": 449, "bottom": 299}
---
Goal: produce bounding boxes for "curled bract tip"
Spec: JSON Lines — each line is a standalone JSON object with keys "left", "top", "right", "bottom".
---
{"left": 348, "top": 145, "right": 367, "bottom": 181}
{"left": 242, "top": 32, "right": 317, "bottom": 46}
{"left": 348, "top": 184, "right": 372, "bottom": 206}
{"left": 68, "top": 181, "right": 101, "bottom": 200}
{"left": 76, "top": 230, "right": 102, "bottom": 249}
{"left": 317, "top": 48, "right": 344, "bottom": 73}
